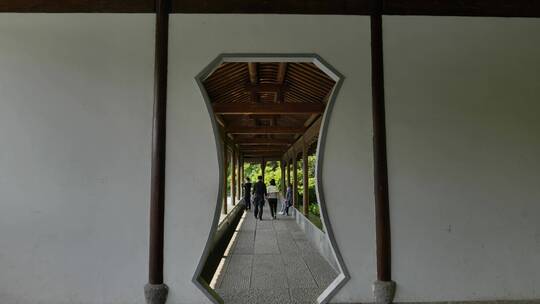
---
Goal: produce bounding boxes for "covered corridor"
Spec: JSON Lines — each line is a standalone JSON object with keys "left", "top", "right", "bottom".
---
{"left": 212, "top": 204, "right": 337, "bottom": 304}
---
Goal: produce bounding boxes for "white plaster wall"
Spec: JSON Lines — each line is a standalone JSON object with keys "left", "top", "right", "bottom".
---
{"left": 384, "top": 17, "right": 540, "bottom": 301}
{"left": 0, "top": 15, "right": 154, "bottom": 304}
{"left": 165, "top": 15, "right": 375, "bottom": 303}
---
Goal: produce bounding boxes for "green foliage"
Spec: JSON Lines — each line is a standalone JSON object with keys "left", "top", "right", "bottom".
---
{"left": 309, "top": 203, "right": 320, "bottom": 217}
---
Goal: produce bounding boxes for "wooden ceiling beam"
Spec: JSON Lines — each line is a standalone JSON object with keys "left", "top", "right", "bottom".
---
{"left": 247, "top": 83, "right": 288, "bottom": 93}
{"left": 0, "top": 0, "right": 155, "bottom": 12}
{"left": 283, "top": 116, "right": 322, "bottom": 162}
{"left": 226, "top": 126, "right": 305, "bottom": 134}
{"left": 248, "top": 63, "right": 258, "bottom": 85}
{"left": 238, "top": 142, "right": 292, "bottom": 146}
{"left": 383, "top": 0, "right": 540, "bottom": 17}
{"left": 2, "top": 0, "right": 540, "bottom": 16}
{"left": 244, "top": 154, "right": 284, "bottom": 158}
{"left": 172, "top": 0, "right": 370, "bottom": 14}
{"left": 244, "top": 157, "right": 281, "bottom": 163}
{"left": 236, "top": 138, "right": 295, "bottom": 145}
{"left": 275, "top": 63, "right": 288, "bottom": 103}
{"left": 213, "top": 102, "right": 324, "bottom": 115}
{"left": 241, "top": 146, "right": 288, "bottom": 151}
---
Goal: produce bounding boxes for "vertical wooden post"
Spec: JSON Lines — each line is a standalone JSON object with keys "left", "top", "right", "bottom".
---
{"left": 238, "top": 152, "right": 242, "bottom": 200}
{"left": 371, "top": 1, "right": 396, "bottom": 302}
{"left": 302, "top": 142, "right": 309, "bottom": 215}
{"left": 261, "top": 158, "right": 266, "bottom": 181}
{"left": 145, "top": 0, "right": 170, "bottom": 302}
{"left": 238, "top": 154, "right": 243, "bottom": 199}
{"left": 287, "top": 160, "right": 291, "bottom": 188}
{"left": 372, "top": 4, "right": 391, "bottom": 283}
{"left": 292, "top": 154, "right": 298, "bottom": 209}
{"left": 222, "top": 144, "right": 228, "bottom": 215}
{"left": 280, "top": 160, "right": 286, "bottom": 196}
{"left": 231, "top": 149, "right": 236, "bottom": 205}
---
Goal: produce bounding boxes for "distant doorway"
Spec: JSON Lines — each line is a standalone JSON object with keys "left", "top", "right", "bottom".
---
{"left": 194, "top": 55, "right": 348, "bottom": 304}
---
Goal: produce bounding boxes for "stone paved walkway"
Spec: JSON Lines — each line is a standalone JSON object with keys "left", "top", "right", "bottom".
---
{"left": 213, "top": 203, "right": 338, "bottom": 304}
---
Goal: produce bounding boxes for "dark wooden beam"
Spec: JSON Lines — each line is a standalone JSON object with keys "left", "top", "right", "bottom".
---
{"left": 240, "top": 147, "right": 285, "bottom": 155}
{"left": 227, "top": 126, "right": 305, "bottom": 134}
{"left": 275, "top": 63, "right": 288, "bottom": 103}
{"left": 236, "top": 138, "right": 294, "bottom": 145}
{"left": 248, "top": 63, "right": 258, "bottom": 85}
{"left": 383, "top": 0, "right": 540, "bottom": 17}
{"left": 371, "top": 2, "right": 392, "bottom": 283}
{"left": 172, "top": 0, "right": 371, "bottom": 14}
{"left": 148, "top": 0, "right": 169, "bottom": 287}
{"left": 0, "top": 0, "right": 154, "bottom": 12}
{"left": 245, "top": 154, "right": 284, "bottom": 160}
{"left": 248, "top": 63, "right": 259, "bottom": 103}
{"left": 2, "top": 0, "right": 540, "bottom": 16}
{"left": 244, "top": 157, "right": 281, "bottom": 163}
{"left": 247, "top": 83, "right": 289, "bottom": 93}
{"left": 213, "top": 103, "right": 325, "bottom": 115}
{"left": 240, "top": 146, "right": 288, "bottom": 151}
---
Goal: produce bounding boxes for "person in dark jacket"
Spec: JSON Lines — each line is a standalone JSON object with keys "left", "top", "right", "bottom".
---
{"left": 252, "top": 175, "right": 267, "bottom": 220}
{"left": 243, "top": 177, "right": 252, "bottom": 210}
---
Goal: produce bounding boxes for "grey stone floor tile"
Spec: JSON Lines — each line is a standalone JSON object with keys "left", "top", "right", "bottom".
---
{"left": 277, "top": 237, "right": 300, "bottom": 254}
{"left": 240, "top": 217, "right": 257, "bottom": 231}
{"left": 290, "top": 288, "right": 325, "bottom": 304}
{"left": 302, "top": 254, "right": 338, "bottom": 288}
{"left": 294, "top": 239, "right": 315, "bottom": 256}
{"left": 257, "top": 219, "right": 275, "bottom": 230}
{"left": 254, "top": 230, "right": 280, "bottom": 254}
{"left": 233, "top": 231, "right": 255, "bottom": 254}
{"left": 217, "top": 288, "right": 292, "bottom": 304}
{"left": 215, "top": 204, "right": 336, "bottom": 303}
{"left": 282, "top": 255, "right": 317, "bottom": 289}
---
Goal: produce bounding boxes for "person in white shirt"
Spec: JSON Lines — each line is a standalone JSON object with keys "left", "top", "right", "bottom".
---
{"left": 267, "top": 179, "right": 280, "bottom": 219}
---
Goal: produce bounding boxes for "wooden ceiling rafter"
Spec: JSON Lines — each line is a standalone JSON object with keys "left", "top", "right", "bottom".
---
{"left": 226, "top": 126, "right": 306, "bottom": 134}
{"left": 213, "top": 102, "right": 325, "bottom": 115}
{"left": 204, "top": 62, "right": 335, "bottom": 159}
{"left": 235, "top": 138, "right": 295, "bottom": 145}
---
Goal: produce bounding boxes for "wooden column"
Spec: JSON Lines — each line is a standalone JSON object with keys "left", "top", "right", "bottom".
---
{"left": 292, "top": 154, "right": 298, "bottom": 209}
{"left": 222, "top": 145, "right": 228, "bottom": 215}
{"left": 302, "top": 142, "right": 309, "bottom": 215}
{"left": 240, "top": 155, "right": 245, "bottom": 197}
{"left": 280, "top": 160, "right": 286, "bottom": 196}
{"left": 238, "top": 152, "right": 242, "bottom": 200}
{"left": 372, "top": 1, "right": 392, "bottom": 284}
{"left": 231, "top": 149, "right": 236, "bottom": 205}
{"left": 238, "top": 154, "right": 242, "bottom": 198}
{"left": 260, "top": 158, "right": 266, "bottom": 181}
{"left": 286, "top": 160, "right": 291, "bottom": 187}
{"left": 147, "top": 0, "right": 169, "bottom": 291}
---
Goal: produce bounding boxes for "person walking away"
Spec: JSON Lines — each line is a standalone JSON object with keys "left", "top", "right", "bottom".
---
{"left": 252, "top": 175, "right": 267, "bottom": 220}
{"left": 267, "top": 179, "right": 279, "bottom": 219}
{"left": 283, "top": 182, "right": 293, "bottom": 216}
{"left": 243, "top": 177, "right": 252, "bottom": 210}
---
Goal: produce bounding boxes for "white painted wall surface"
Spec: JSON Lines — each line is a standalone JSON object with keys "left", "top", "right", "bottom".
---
{"left": 0, "top": 15, "right": 154, "bottom": 304}
{"left": 384, "top": 17, "right": 540, "bottom": 301}
{"left": 165, "top": 15, "right": 375, "bottom": 304}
